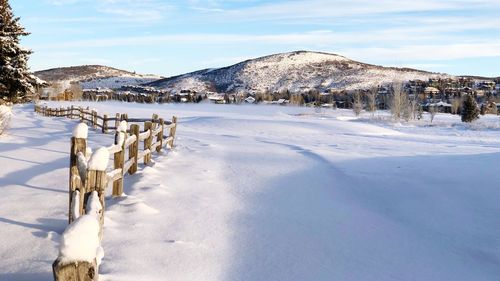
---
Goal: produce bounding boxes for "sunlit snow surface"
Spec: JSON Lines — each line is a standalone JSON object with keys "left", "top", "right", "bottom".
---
{"left": 0, "top": 102, "right": 499, "bottom": 280}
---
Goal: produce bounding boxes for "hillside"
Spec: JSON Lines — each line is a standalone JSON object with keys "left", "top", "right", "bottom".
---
{"left": 147, "top": 51, "right": 452, "bottom": 93}
{"left": 34, "top": 65, "right": 162, "bottom": 89}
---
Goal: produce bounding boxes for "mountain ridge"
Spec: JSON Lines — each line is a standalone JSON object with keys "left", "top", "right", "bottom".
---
{"left": 146, "top": 50, "right": 453, "bottom": 93}
{"left": 34, "top": 65, "right": 162, "bottom": 89}
{"left": 34, "top": 51, "right": 499, "bottom": 92}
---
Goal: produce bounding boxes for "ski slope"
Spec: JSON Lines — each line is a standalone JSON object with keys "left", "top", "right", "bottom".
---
{"left": 1, "top": 102, "right": 500, "bottom": 281}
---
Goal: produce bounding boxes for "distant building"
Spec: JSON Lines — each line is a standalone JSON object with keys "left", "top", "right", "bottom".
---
{"left": 245, "top": 96, "right": 256, "bottom": 104}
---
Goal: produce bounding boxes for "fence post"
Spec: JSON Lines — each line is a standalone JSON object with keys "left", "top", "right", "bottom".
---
{"left": 92, "top": 110, "right": 97, "bottom": 129}
{"left": 85, "top": 168, "right": 107, "bottom": 239}
{"left": 69, "top": 125, "right": 88, "bottom": 224}
{"left": 114, "top": 113, "right": 120, "bottom": 129}
{"left": 157, "top": 118, "right": 164, "bottom": 153}
{"left": 152, "top": 113, "right": 159, "bottom": 123}
{"left": 80, "top": 108, "right": 84, "bottom": 122}
{"left": 144, "top": 121, "right": 153, "bottom": 164}
{"left": 102, "top": 114, "right": 108, "bottom": 134}
{"left": 129, "top": 124, "right": 140, "bottom": 175}
{"left": 52, "top": 260, "right": 97, "bottom": 281}
{"left": 168, "top": 116, "right": 178, "bottom": 147}
{"left": 54, "top": 148, "right": 108, "bottom": 281}
{"left": 70, "top": 105, "right": 74, "bottom": 119}
{"left": 112, "top": 126, "right": 126, "bottom": 197}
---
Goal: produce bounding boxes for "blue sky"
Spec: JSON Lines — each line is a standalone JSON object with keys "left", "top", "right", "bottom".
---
{"left": 10, "top": 0, "right": 500, "bottom": 77}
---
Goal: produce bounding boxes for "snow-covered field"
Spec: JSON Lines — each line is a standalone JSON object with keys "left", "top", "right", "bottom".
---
{"left": 1, "top": 102, "right": 499, "bottom": 281}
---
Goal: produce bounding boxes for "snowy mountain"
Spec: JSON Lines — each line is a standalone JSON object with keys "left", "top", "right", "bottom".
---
{"left": 147, "top": 51, "right": 452, "bottom": 93}
{"left": 34, "top": 65, "right": 162, "bottom": 89}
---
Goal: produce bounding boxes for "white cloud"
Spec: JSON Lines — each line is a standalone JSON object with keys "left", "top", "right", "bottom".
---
{"left": 341, "top": 41, "right": 500, "bottom": 62}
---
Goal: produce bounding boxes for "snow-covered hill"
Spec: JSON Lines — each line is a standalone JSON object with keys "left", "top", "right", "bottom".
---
{"left": 34, "top": 65, "right": 162, "bottom": 89}
{"left": 147, "top": 51, "right": 451, "bottom": 93}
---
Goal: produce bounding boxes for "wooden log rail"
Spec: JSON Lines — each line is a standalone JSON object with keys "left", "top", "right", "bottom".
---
{"left": 34, "top": 104, "right": 178, "bottom": 281}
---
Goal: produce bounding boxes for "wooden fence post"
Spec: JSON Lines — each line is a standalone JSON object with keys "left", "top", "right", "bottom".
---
{"left": 70, "top": 105, "right": 74, "bottom": 119}
{"left": 112, "top": 130, "right": 126, "bottom": 197}
{"left": 92, "top": 110, "right": 97, "bottom": 129}
{"left": 69, "top": 131, "right": 87, "bottom": 224}
{"left": 102, "top": 114, "right": 108, "bottom": 134}
{"left": 152, "top": 113, "right": 159, "bottom": 123}
{"left": 129, "top": 124, "right": 140, "bottom": 175}
{"left": 54, "top": 147, "right": 107, "bottom": 281}
{"left": 85, "top": 168, "right": 107, "bottom": 239}
{"left": 168, "top": 116, "right": 178, "bottom": 147}
{"left": 114, "top": 113, "right": 120, "bottom": 129}
{"left": 157, "top": 118, "right": 164, "bottom": 153}
{"left": 53, "top": 260, "right": 97, "bottom": 281}
{"left": 144, "top": 121, "right": 153, "bottom": 164}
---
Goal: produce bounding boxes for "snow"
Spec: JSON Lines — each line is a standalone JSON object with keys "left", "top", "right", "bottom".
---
{"left": 87, "top": 147, "right": 110, "bottom": 171}
{"left": 58, "top": 215, "right": 100, "bottom": 265}
{"left": 86, "top": 191, "right": 102, "bottom": 218}
{"left": 72, "top": 123, "right": 88, "bottom": 139}
{"left": 117, "top": 120, "right": 127, "bottom": 133}
{"left": 0, "top": 104, "right": 12, "bottom": 134}
{"left": 115, "top": 121, "right": 127, "bottom": 146}
{"left": 71, "top": 190, "right": 81, "bottom": 220}
{"left": 76, "top": 151, "right": 87, "bottom": 181}
{"left": 1, "top": 102, "right": 500, "bottom": 280}
{"left": 58, "top": 191, "right": 102, "bottom": 265}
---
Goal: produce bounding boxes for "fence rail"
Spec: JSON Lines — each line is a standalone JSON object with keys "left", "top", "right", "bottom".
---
{"left": 34, "top": 104, "right": 178, "bottom": 281}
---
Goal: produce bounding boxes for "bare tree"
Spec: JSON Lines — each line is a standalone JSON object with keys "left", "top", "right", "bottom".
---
{"left": 69, "top": 82, "right": 83, "bottom": 100}
{"left": 352, "top": 91, "right": 363, "bottom": 116}
{"left": 429, "top": 105, "right": 437, "bottom": 123}
{"left": 451, "top": 98, "right": 461, "bottom": 115}
{"left": 48, "top": 82, "right": 63, "bottom": 100}
{"left": 366, "top": 86, "right": 377, "bottom": 115}
{"left": 390, "top": 83, "right": 409, "bottom": 121}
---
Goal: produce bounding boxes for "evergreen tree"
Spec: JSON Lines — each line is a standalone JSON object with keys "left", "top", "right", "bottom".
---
{"left": 0, "top": 0, "right": 40, "bottom": 101}
{"left": 461, "top": 94, "right": 480, "bottom": 122}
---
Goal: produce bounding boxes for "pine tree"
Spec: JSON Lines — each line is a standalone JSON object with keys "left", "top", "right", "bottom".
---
{"left": 0, "top": 0, "right": 40, "bottom": 101}
{"left": 461, "top": 94, "right": 480, "bottom": 122}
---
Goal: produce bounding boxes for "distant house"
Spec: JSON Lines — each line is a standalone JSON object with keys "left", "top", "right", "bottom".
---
{"left": 245, "top": 96, "right": 256, "bottom": 104}
{"left": 424, "top": 101, "right": 451, "bottom": 113}
{"left": 207, "top": 93, "right": 225, "bottom": 104}
{"left": 424, "top": 87, "right": 440, "bottom": 95}
{"left": 272, "top": 99, "right": 289, "bottom": 105}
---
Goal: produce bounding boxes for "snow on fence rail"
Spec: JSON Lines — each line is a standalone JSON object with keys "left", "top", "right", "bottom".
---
{"left": 34, "top": 104, "right": 177, "bottom": 281}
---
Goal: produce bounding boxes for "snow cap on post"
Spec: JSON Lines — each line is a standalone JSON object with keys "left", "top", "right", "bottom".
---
{"left": 118, "top": 120, "right": 128, "bottom": 132}
{"left": 88, "top": 147, "right": 109, "bottom": 171}
{"left": 86, "top": 191, "right": 102, "bottom": 218}
{"left": 72, "top": 123, "right": 88, "bottom": 139}
{"left": 58, "top": 215, "right": 100, "bottom": 264}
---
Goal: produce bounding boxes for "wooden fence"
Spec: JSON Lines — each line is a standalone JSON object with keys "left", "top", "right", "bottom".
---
{"left": 34, "top": 104, "right": 178, "bottom": 281}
